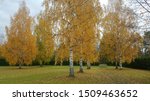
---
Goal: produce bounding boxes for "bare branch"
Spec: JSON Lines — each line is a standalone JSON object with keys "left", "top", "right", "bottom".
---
{"left": 136, "top": 0, "right": 150, "bottom": 13}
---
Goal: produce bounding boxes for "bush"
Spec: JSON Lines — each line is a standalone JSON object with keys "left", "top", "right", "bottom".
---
{"left": 0, "top": 58, "right": 9, "bottom": 66}
{"left": 124, "top": 57, "right": 150, "bottom": 70}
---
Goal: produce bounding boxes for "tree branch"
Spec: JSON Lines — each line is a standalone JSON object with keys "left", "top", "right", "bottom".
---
{"left": 136, "top": 0, "right": 150, "bottom": 13}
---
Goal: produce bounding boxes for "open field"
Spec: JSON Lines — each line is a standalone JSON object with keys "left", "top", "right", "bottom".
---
{"left": 0, "top": 66, "right": 150, "bottom": 84}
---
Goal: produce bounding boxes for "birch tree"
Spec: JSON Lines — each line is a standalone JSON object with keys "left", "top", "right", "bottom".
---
{"left": 101, "top": 8, "right": 142, "bottom": 69}
{"left": 3, "top": 1, "right": 37, "bottom": 69}
{"left": 34, "top": 13, "right": 54, "bottom": 67}
{"left": 43, "top": 0, "right": 102, "bottom": 76}
{"left": 77, "top": 0, "right": 102, "bottom": 71}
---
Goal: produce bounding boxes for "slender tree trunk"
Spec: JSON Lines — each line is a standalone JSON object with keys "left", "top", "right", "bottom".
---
{"left": 55, "top": 60, "right": 57, "bottom": 66}
{"left": 40, "top": 60, "right": 43, "bottom": 67}
{"left": 119, "top": 58, "right": 123, "bottom": 69}
{"left": 79, "top": 44, "right": 83, "bottom": 73}
{"left": 55, "top": 56, "right": 57, "bottom": 66}
{"left": 19, "top": 64, "right": 22, "bottom": 69}
{"left": 60, "top": 59, "right": 63, "bottom": 66}
{"left": 69, "top": 48, "right": 74, "bottom": 77}
{"left": 79, "top": 57, "right": 83, "bottom": 73}
{"left": 87, "top": 61, "right": 91, "bottom": 69}
{"left": 115, "top": 61, "right": 118, "bottom": 69}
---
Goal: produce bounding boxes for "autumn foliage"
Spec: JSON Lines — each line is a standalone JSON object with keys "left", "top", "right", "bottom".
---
{"left": 100, "top": 0, "right": 143, "bottom": 69}
{"left": 3, "top": 2, "right": 37, "bottom": 69}
{"left": 0, "top": 0, "right": 144, "bottom": 76}
{"left": 34, "top": 13, "right": 54, "bottom": 67}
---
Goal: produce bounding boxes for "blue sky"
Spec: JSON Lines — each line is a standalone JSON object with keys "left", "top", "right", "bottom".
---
{"left": 0, "top": 0, "right": 107, "bottom": 37}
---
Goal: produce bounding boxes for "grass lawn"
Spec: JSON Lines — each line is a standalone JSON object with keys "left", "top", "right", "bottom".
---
{"left": 0, "top": 66, "right": 150, "bottom": 84}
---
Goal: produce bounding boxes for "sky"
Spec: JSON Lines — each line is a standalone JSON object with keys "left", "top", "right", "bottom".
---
{"left": 0, "top": 0, "right": 43, "bottom": 35}
{"left": 0, "top": 0, "right": 108, "bottom": 40}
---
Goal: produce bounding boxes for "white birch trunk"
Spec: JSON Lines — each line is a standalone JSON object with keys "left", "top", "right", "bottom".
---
{"left": 79, "top": 44, "right": 83, "bottom": 73}
{"left": 60, "top": 59, "right": 63, "bottom": 66}
{"left": 69, "top": 48, "right": 74, "bottom": 77}
{"left": 40, "top": 60, "right": 43, "bottom": 67}
{"left": 87, "top": 61, "right": 91, "bottom": 69}
{"left": 55, "top": 56, "right": 57, "bottom": 66}
{"left": 19, "top": 64, "right": 22, "bottom": 69}
{"left": 119, "top": 57, "right": 123, "bottom": 69}
{"left": 115, "top": 61, "right": 118, "bottom": 69}
{"left": 79, "top": 57, "right": 83, "bottom": 73}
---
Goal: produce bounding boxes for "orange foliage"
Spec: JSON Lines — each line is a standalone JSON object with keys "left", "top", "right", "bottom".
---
{"left": 3, "top": 1, "right": 37, "bottom": 68}
{"left": 34, "top": 13, "right": 54, "bottom": 66}
{"left": 101, "top": 12, "right": 142, "bottom": 68}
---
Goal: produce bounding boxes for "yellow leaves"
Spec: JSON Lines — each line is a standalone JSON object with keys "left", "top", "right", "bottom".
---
{"left": 101, "top": 12, "right": 142, "bottom": 65}
{"left": 55, "top": 43, "right": 69, "bottom": 65}
{"left": 0, "top": 45, "right": 2, "bottom": 58}
{"left": 45, "top": 0, "right": 102, "bottom": 65}
{"left": 35, "top": 12, "right": 54, "bottom": 65}
{"left": 3, "top": 1, "right": 37, "bottom": 67}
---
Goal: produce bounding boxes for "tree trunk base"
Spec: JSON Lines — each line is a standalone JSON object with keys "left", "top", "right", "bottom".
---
{"left": 78, "top": 69, "right": 84, "bottom": 73}
{"left": 40, "top": 61, "right": 43, "bottom": 67}
{"left": 87, "top": 61, "right": 91, "bottom": 69}
{"left": 19, "top": 64, "right": 22, "bottom": 69}
{"left": 69, "top": 68, "right": 75, "bottom": 77}
{"left": 119, "top": 68, "right": 123, "bottom": 70}
{"left": 115, "top": 67, "right": 118, "bottom": 69}
{"left": 87, "top": 67, "right": 91, "bottom": 69}
{"left": 69, "top": 75, "right": 75, "bottom": 77}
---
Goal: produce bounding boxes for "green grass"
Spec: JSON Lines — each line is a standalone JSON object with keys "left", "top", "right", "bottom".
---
{"left": 0, "top": 66, "right": 150, "bottom": 84}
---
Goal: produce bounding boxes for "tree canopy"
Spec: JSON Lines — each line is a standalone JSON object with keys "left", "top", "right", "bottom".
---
{"left": 3, "top": 1, "right": 37, "bottom": 69}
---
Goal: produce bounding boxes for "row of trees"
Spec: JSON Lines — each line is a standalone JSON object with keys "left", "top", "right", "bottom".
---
{"left": 0, "top": 0, "right": 143, "bottom": 77}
